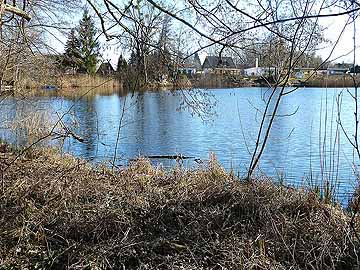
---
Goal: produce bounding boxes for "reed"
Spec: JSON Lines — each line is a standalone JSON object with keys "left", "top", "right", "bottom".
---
{"left": 0, "top": 145, "right": 358, "bottom": 269}
{"left": 58, "top": 74, "right": 122, "bottom": 89}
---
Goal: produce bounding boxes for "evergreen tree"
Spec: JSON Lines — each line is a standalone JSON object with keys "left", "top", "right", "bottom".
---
{"left": 193, "top": 53, "right": 202, "bottom": 69}
{"left": 117, "top": 54, "right": 128, "bottom": 73}
{"left": 129, "top": 51, "right": 140, "bottom": 68}
{"left": 116, "top": 54, "right": 128, "bottom": 80}
{"left": 78, "top": 9, "right": 100, "bottom": 74}
{"left": 62, "top": 28, "right": 81, "bottom": 73}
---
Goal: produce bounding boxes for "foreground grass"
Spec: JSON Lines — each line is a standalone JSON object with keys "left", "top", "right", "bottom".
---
{"left": 0, "top": 145, "right": 359, "bottom": 269}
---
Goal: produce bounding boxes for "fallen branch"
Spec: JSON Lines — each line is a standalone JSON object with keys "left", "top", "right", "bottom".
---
{"left": 143, "top": 155, "right": 195, "bottom": 160}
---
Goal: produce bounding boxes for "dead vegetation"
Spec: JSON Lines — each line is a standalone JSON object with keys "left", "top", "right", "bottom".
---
{"left": 0, "top": 145, "right": 359, "bottom": 269}
{"left": 305, "top": 75, "right": 360, "bottom": 88}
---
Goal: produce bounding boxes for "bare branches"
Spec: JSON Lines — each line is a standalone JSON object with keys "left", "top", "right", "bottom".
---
{"left": 112, "top": 96, "right": 127, "bottom": 171}
{"left": 3, "top": 3, "right": 31, "bottom": 21}
{"left": 83, "top": 0, "right": 360, "bottom": 179}
{"left": 246, "top": 0, "right": 317, "bottom": 178}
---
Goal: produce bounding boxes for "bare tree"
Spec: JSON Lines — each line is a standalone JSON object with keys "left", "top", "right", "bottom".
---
{"left": 0, "top": 0, "right": 80, "bottom": 92}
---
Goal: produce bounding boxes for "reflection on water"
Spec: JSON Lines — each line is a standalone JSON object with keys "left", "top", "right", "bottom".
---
{"left": 0, "top": 87, "right": 358, "bottom": 204}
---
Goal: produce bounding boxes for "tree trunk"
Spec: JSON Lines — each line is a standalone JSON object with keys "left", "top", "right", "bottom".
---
{"left": 143, "top": 53, "right": 148, "bottom": 84}
{"left": 0, "top": 0, "right": 4, "bottom": 92}
{"left": 0, "top": 0, "right": 5, "bottom": 33}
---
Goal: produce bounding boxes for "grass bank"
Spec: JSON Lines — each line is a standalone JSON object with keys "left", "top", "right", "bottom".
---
{"left": 58, "top": 75, "right": 121, "bottom": 89}
{"left": 1, "top": 75, "right": 122, "bottom": 96}
{"left": 0, "top": 145, "right": 359, "bottom": 269}
{"left": 304, "top": 75, "right": 359, "bottom": 88}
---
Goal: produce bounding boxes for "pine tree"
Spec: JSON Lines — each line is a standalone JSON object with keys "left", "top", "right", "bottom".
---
{"left": 194, "top": 53, "right": 202, "bottom": 69}
{"left": 116, "top": 54, "right": 128, "bottom": 80}
{"left": 129, "top": 51, "right": 140, "bottom": 68}
{"left": 62, "top": 28, "right": 81, "bottom": 73}
{"left": 78, "top": 9, "right": 100, "bottom": 74}
{"left": 117, "top": 54, "right": 128, "bottom": 73}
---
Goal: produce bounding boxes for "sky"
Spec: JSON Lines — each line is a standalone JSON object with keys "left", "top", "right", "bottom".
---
{"left": 319, "top": 13, "right": 360, "bottom": 64}
{"left": 47, "top": 2, "right": 360, "bottom": 69}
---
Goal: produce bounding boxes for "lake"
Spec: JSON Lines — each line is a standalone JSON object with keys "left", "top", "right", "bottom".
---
{"left": 0, "top": 87, "right": 358, "bottom": 204}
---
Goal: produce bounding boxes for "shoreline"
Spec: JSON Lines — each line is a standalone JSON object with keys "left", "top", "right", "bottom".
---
{"left": 2, "top": 74, "right": 358, "bottom": 96}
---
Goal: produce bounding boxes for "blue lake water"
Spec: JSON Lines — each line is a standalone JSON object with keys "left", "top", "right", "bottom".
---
{"left": 0, "top": 87, "right": 359, "bottom": 204}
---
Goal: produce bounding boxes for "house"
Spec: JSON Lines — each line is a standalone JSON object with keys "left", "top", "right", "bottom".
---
{"left": 293, "top": 67, "right": 313, "bottom": 79}
{"left": 316, "top": 69, "right": 328, "bottom": 76}
{"left": 327, "top": 67, "right": 349, "bottom": 75}
{"left": 96, "top": 61, "right": 115, "bottom": 76}
{"left": 293, "top": 67, "right": 329, "bottom": 79}
{"left": 244, "top": 67, "right": 277, "bottom": 77}
{"left": 178, "top": 54, "right": 202, "bottom": 76}
{"left": 243, "top": 58, "right": 277, "bottom": 77}
{"left": 326, "top": 63, "right": 351, "bottom": 75}
{"left": 178, "top": 63, "right": 197, "bottom": 76}
{"left": 350, "top": 65, "right": 360, "bottom": 74}
{"left": 202, "top": 56, "right": 242, "bottom": 75}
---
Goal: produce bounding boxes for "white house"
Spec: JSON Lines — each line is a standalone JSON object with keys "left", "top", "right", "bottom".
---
{"left": 327, "top": 67, "right": 349, "bottom": 75}
{"left": 178, "top": 66, "right": 197, "bottom": 75}
{"left": 244, "top": 67, "right": 277, "bottom": 77}
{"left": 244, "top": 58, "right": 276, "bottom": 77}
{"left": 178, "top": 54, "right": 202, "bottom": 76}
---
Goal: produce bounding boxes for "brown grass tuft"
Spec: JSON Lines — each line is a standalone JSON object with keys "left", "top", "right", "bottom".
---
{"left": 0, "top": 146, "right": 359, "bottom": 269}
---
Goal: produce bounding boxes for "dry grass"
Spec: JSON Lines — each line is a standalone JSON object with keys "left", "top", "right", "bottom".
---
{"left": 11, "top": 74, "right": 122, "bottom": 92}
{"left": 0, "top": 145, "right": 359, "bottom": 269}
{"left": 9, "top": 110, "right": 55, "bottom": 144}
{"left": 191, "top": 74, "right": 253, "bottom": 89}
{"left": 305, "top": 75, "right": 360, "bottom": 88}
{"left": 59, "top": 75, "right": 121, "bottom": 90}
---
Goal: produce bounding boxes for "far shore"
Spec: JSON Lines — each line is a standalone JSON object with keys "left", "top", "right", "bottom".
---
{"left": 2, "top": 73, "right": 359, "bottom": 97}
